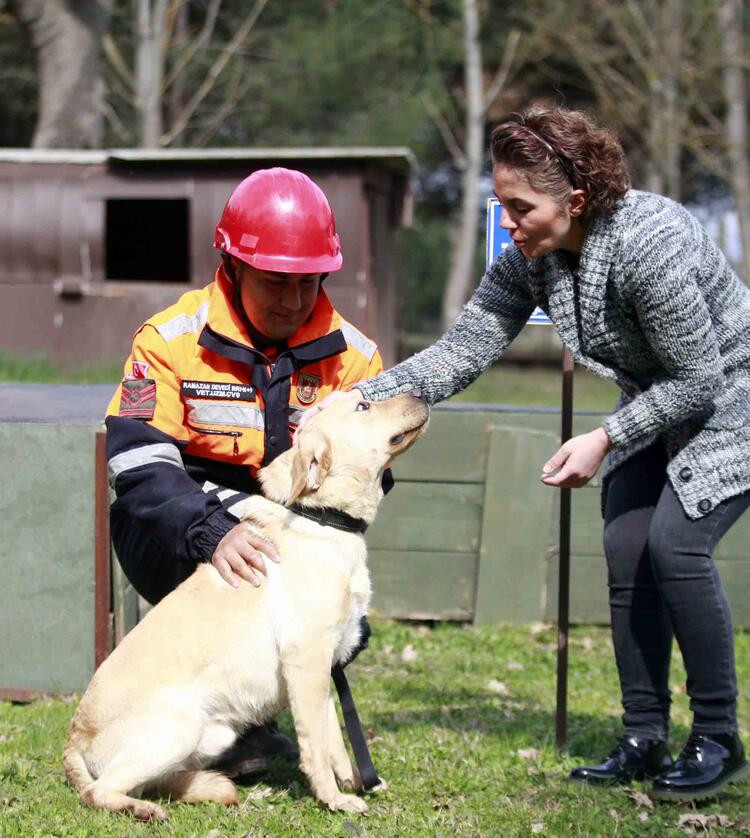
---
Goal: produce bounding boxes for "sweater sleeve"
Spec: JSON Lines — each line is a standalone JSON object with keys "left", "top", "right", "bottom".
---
{"left": 602, "top": 224, "right": 723, "bottom": 447}
{"left": 358, "top": 250, "right": 534, "bottom": 404}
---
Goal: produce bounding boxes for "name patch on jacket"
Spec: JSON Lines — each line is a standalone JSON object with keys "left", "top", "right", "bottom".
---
{"left": 181, "top": 380, "right": 256, "bottom": 401}
{"left": 120, "top": 379, "right": 156, "bottom": 419}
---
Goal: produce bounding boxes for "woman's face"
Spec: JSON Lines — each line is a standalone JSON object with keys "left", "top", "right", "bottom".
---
{"left": 493, "top": 164, "right": 586, "bottom": 258}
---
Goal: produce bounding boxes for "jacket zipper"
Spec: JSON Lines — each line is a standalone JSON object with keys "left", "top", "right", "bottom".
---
{"left": 187, "top": 422, "right": 242, "bottom": 455}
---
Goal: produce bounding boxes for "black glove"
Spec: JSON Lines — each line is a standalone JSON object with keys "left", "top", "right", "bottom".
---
{"left": 339, "top": 615, "right": 371, "bottom": 668}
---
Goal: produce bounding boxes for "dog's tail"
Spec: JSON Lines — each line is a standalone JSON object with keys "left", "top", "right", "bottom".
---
{"left": 62, "top": 728, "right": 95, "bottom": 792}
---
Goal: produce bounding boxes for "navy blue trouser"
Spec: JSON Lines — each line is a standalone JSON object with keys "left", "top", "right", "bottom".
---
{"left": 603, "top": 443, "right": 749, "bottom": 739}
{"left": 110, "top": 508, "right": 197, "bottom": 606}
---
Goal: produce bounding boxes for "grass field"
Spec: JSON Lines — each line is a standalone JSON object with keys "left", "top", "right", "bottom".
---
{"left": 1, "top": 350, "right": 619, "bottom": 413}
{"left": 2, "top": 622, "right": 748, "bottom": 837}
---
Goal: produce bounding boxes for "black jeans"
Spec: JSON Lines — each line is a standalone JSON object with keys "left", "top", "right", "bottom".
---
{"left": 603, "top": 443, "right": 749, "bottom": 740}
{"left": 111, "top": 508, "right": 197, "bottom": 606}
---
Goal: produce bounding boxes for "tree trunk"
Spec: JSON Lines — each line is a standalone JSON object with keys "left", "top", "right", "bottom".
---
{"left": 441, "top": 0, "right": 484, "bottom": 331}
{"left": 12, "top": 0, "right": 111, "bottom": 148}
{"left": 134, "top": 0, "right": 168, "bottom": 147}
{"left": 646, "top": 0, "right": 682, "bottom": 199}
{"left": 719, "top": 0, "right": 750, "bottom": 284}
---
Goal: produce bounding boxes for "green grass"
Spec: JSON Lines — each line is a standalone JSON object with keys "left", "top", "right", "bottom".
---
{"left": 2, "top": 622, "right": 748, "bottom": 836}
{"left": 0, "top": 352, "right": 122, "bottom": 384}
{"left": 1, "top": 350, "right": 618, "bottom": 414}
{"left": 451, "top": 364, "right": 619, "bottom": 413}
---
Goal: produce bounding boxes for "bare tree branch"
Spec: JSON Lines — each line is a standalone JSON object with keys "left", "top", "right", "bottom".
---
{"left": 483, "top": 28, "right": 520, "bottom": 112}
{"left": 421, "top": 92, "right": 467, "bottom": 169}
{"left": 163, "top": 0, "right": 222, "bottom": 92}
{"left": 161, "top": 0, "right": 268, "bottom": 146}
{"left": 102, "top": 32, "right": 134, "bottom": 90}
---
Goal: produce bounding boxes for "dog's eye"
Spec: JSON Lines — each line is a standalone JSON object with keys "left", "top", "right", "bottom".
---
{"left": 355, "top": 402, "right": 370, "bottom": 412}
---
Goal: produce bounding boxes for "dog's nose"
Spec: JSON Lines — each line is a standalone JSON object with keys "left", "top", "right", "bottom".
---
{"left": 410, "top": 389, "right": 426, "bottom": 402}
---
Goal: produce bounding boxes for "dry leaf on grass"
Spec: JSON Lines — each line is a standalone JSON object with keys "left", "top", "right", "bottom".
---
{"left": 637, "top": 812, "right": 650, "bottom": 823}
{"left": 530, "top": 622, "right": 551, "bottom": 636}
{"left": 517, "top": 747, "right": 540, "bottom": 760}
{"left": 401, "top": 644, "right": 418, "bottom": 662}
{"left": 486, "top": 679, "right": 509, "bottom": 695}
{"left": 626, "top": 788, "right": 654, "bottom": 809}
{"left": 581, "top": 636, "right": 594, "bottom": 651}
{"left": 677, "top": 813, "right": 735, "bottom": 833}
{"left": 531, "top": 823, "right": 545, "bottom": 834}
{"left": 245, "top": 786, "right": 273, "bottom": 801}
{"left": 507, "top": 660, "right": 524, "bottom": 671}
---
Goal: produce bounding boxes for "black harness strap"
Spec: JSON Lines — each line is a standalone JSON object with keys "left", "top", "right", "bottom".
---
{"left": 331, "top": 664, "right": 381, "bottom": 791}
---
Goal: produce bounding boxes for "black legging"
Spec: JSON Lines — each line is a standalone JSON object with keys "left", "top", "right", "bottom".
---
{"left": 603, "top": 443, "right": 749, "bottom": 739}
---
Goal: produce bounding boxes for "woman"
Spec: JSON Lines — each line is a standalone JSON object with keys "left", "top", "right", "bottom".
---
{"left": 312, "top": 105, "right": 750, "bottom": 800}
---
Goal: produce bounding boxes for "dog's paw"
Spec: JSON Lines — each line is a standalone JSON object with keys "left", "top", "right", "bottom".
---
{"left": 327, "top": 793, "right": 368, "bottom": 814}
{"left": 128, "top": 801, "right": 168, "bottom": 821}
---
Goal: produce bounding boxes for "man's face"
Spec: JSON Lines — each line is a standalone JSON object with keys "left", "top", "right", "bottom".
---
{"left": 234, "top": 259, "right": 322, "bottom": 341}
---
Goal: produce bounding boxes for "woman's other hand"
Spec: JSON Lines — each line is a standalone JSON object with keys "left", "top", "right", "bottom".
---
{"left": 293, "top": 388, "right": 364, "bottom": 443}
{"left": 540, "top": 427, "right": 612, "bottom": 489}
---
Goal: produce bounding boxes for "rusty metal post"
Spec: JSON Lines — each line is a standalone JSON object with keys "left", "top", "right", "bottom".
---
{"left": 556, "top": 347, "right": 574, "bottom": 749}
{"left": 94, "top": 431, "right": 111, "bottom": 668}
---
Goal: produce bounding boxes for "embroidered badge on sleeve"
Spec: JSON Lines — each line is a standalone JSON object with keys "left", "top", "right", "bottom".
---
{"left": 119, "top": 379, "right": 157, "bottom": 419}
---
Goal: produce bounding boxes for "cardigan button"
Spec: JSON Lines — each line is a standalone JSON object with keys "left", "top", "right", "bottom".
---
{"left": 269, "top": 435, "right": 278, "bottom": 446}
{"left": 698, "top": 499, "right": 712, "bottom": 513}
{"left": 678, "top": 467, "right": 693, "bottom": 482}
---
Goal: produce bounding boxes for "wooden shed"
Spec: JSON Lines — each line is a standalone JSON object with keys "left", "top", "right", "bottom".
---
{"left": 0, "top": 148, "right": 414, "bottom": 368}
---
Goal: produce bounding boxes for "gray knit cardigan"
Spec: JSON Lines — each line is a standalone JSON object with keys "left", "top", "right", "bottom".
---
{"left": 359, "top": 190, "right": 750, "bottom": 519}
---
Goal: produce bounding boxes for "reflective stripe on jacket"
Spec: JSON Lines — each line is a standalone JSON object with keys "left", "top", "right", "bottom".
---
{"left": 105, "top": 266, "right": 382, "bottom": 564}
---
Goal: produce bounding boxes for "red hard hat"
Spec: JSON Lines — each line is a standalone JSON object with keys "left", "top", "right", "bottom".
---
{"left": 214, "top": 167, "right": 343, "bottom": 273}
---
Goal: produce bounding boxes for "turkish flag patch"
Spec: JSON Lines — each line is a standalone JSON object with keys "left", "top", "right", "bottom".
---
{"left": 119, "top": 378, "right": 156, "bottom": 419}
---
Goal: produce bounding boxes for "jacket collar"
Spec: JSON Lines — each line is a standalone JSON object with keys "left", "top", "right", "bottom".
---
{"left": 200, "top": 267, "right": 347, "bottom": 367}
{"left": 537, "top": 208, "right": 619, "bottom": 366}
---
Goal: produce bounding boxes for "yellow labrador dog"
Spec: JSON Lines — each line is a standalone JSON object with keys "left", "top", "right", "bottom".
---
{"left": 63, "top": 390, "right": 428, "bottom": 820}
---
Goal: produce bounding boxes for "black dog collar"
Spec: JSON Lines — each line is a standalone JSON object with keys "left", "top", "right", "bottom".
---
{"left": 288, "top": 504, "right": 368, "bottom": 534}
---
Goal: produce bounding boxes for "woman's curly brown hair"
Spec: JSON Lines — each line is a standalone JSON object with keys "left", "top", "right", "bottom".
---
{"left": 490, "top": 105, "right": 630, "bottom": 220}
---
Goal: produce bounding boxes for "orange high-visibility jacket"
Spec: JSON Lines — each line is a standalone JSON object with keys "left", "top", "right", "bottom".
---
{"left": 105, "top": 267, "right": 382, "bottom": 565}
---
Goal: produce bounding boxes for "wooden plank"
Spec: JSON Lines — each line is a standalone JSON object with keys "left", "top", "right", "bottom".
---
{"left": 474, "top": 427, "right": 559, "bottom": 625}
{"left": 94, "top": 431, "right": 111, "bottom": 667}
{"left": 570, "top": 486, "right": 605, "bottom": 557}
{"left": 368, "top": 550, "right": 477, "bottom": 620}
{"left": 111, "top": 549, "right": 139, "bottom": 645}
{"left": 391, "top": 409, "right": 490, "bottom": 483}
{"left": 367, "top": 482, "right": 484, "bottom": 553}
{"left": 545, "top": 556, "right": 750, "bottom": 627}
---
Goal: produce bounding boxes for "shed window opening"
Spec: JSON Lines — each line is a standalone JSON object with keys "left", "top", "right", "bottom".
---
{"left": 106, "top": 198, "right": 190, "bottom": 282}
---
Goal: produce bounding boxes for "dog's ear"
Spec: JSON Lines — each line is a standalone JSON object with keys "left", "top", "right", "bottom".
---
{"left": 286, "top": 429, "right": 332, "bottom": 506}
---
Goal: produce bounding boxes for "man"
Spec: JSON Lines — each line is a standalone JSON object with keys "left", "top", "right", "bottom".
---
{"left": 105, "top": 167, "right": 383, "bottom": 770}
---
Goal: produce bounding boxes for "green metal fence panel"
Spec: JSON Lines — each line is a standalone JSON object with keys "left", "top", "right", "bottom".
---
{"left": 369, "top": 550, "right": 477, "bottom": 620}
{"left": 0, "top": 423, "right": 99, "bottom": 695}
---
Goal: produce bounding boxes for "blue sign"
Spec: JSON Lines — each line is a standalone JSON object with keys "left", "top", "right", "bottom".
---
{"left": 486, "top": 197, "right": 551, "bottom": 326}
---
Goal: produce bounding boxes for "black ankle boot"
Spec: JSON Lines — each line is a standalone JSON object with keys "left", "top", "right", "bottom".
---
{"left": 569, "top": 736, "right": 673, "bottom": 786}
{"left": 651, "top": 732, "right": 748, "bottom": 801}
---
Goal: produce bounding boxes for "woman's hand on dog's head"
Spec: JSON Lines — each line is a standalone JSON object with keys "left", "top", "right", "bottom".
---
{"left": 211, "top": 522, "right": 280, "bottom": 588}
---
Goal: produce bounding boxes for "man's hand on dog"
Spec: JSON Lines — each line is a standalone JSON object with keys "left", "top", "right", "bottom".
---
{"left": 212, "top": 522, "right": 280, "bottom": 588}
